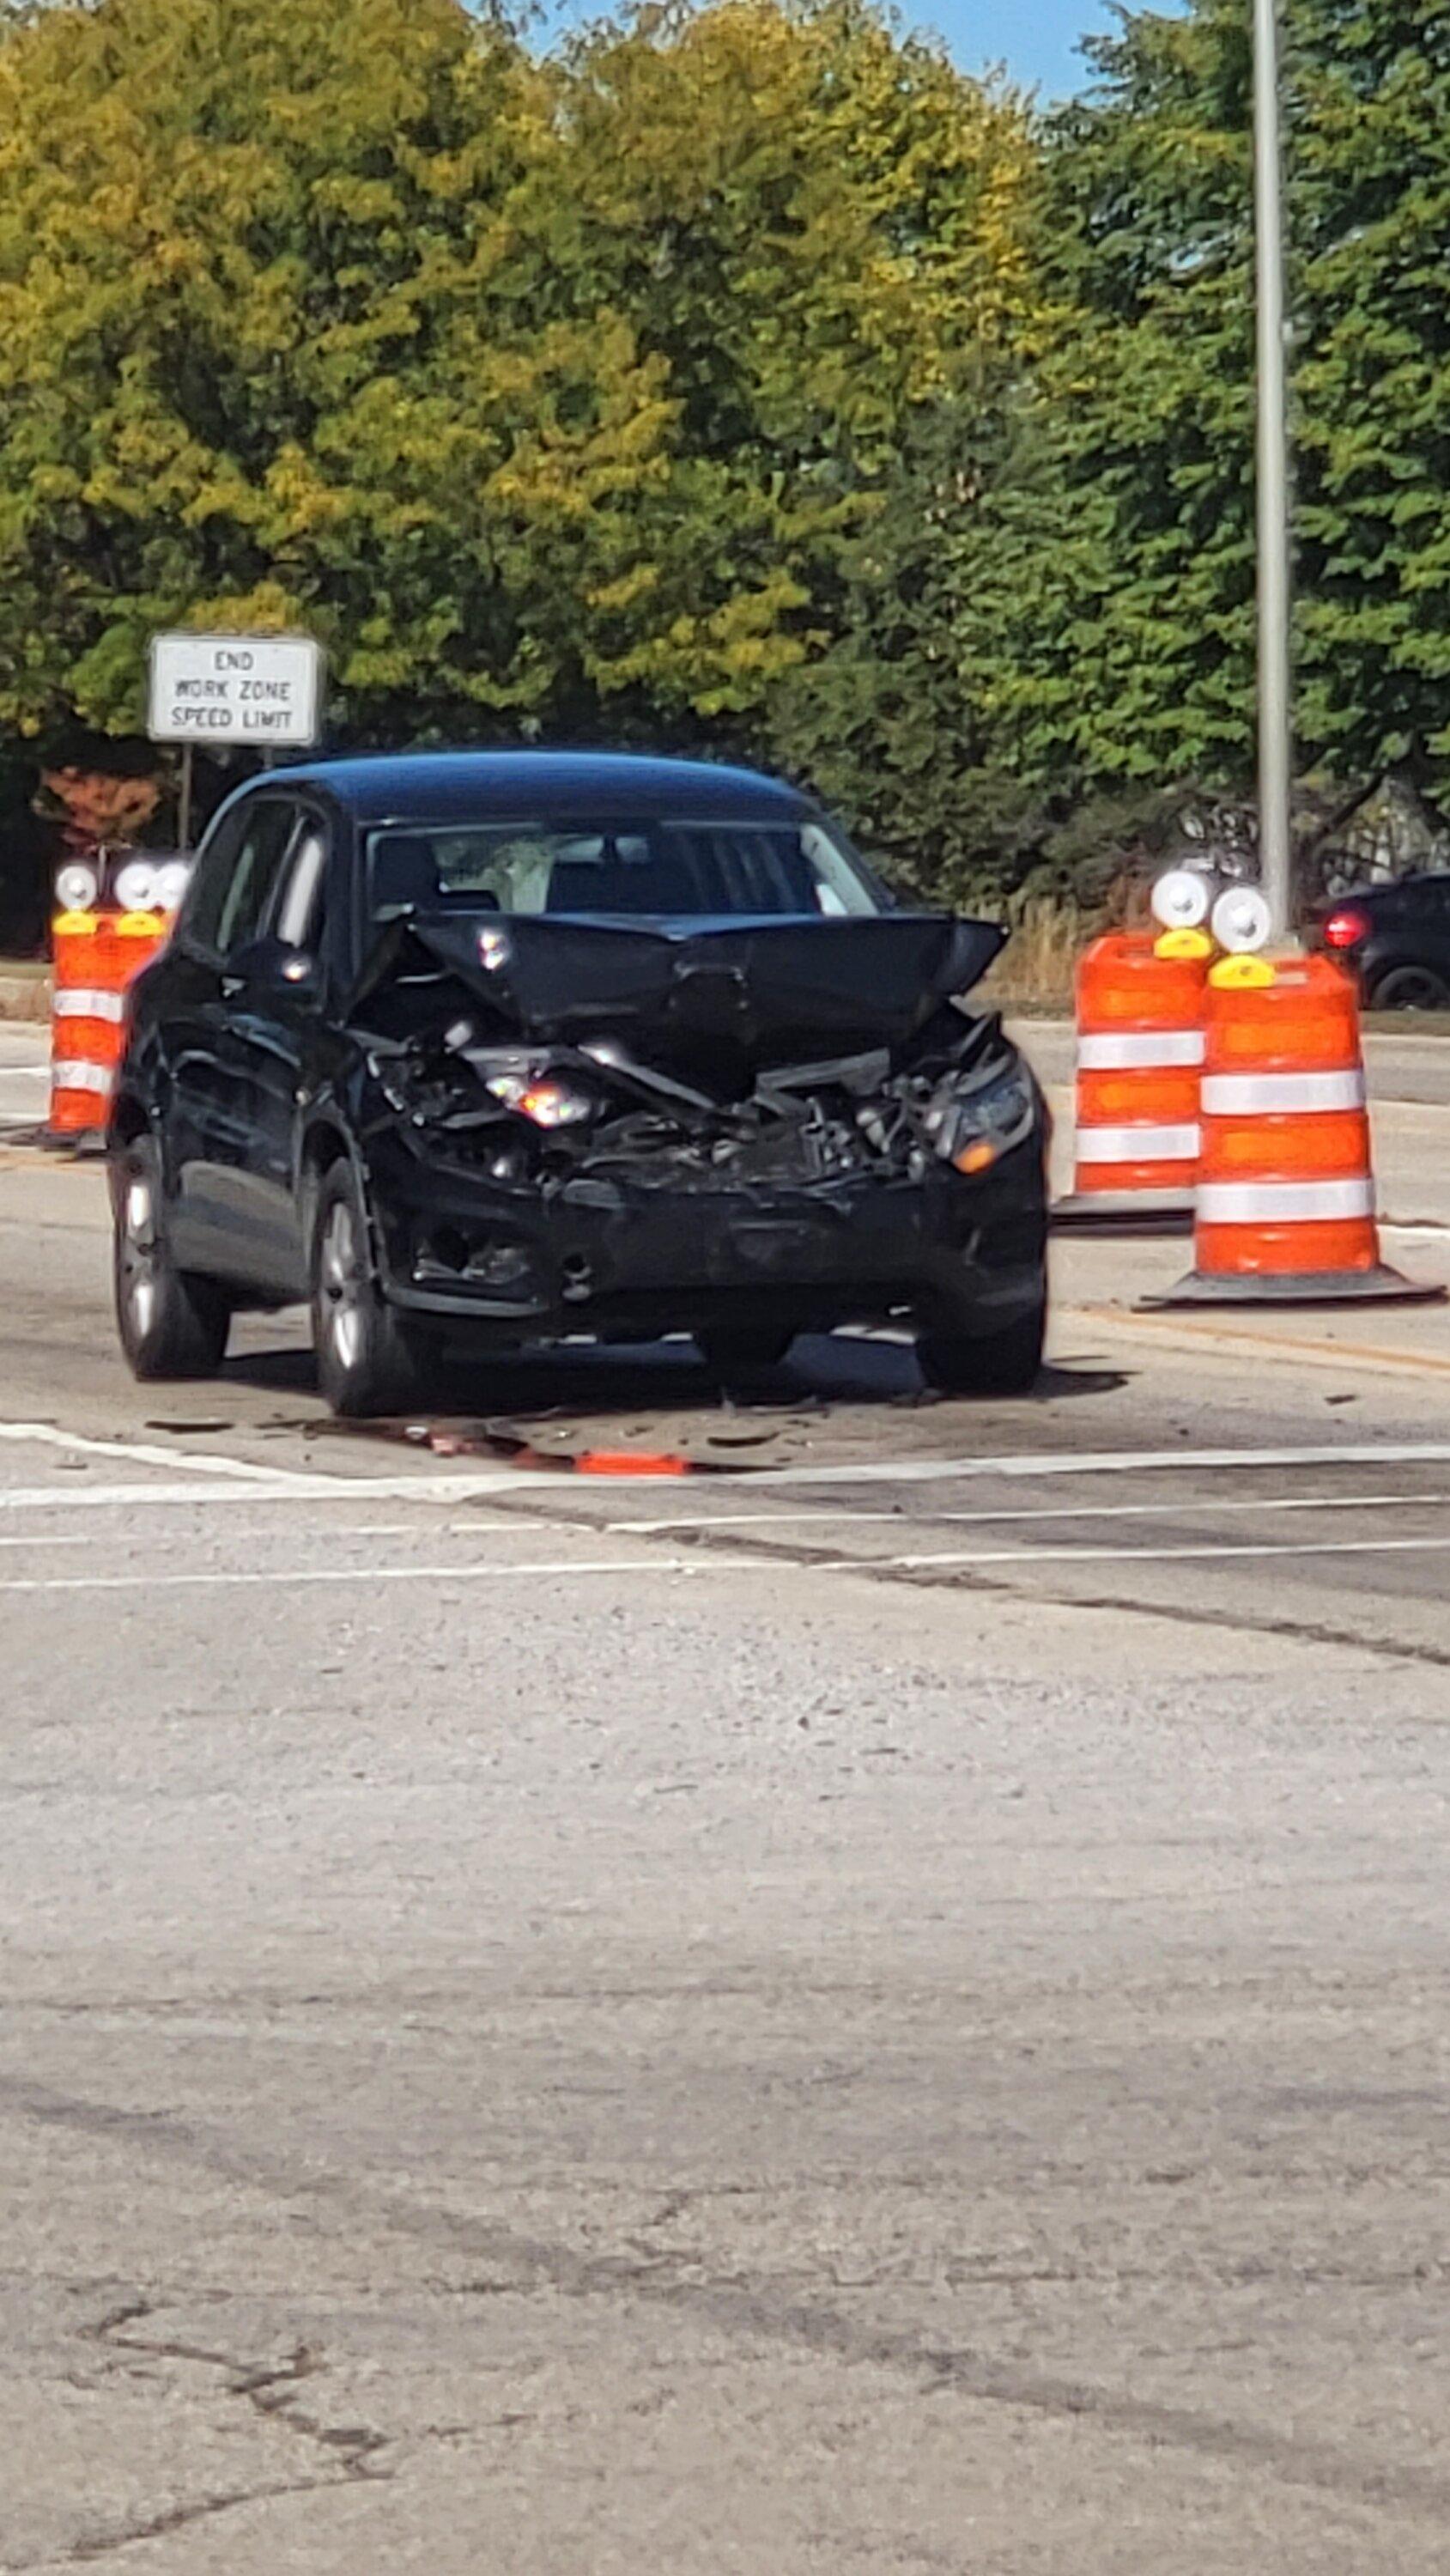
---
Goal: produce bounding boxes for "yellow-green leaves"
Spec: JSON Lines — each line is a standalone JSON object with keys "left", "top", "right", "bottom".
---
{"left": 0, "top": 0, "right": 1040, "bottom": 751}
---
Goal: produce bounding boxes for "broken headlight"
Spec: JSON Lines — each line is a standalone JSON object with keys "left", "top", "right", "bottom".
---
{"left": 484, "top": 1071, "right": 598, "bottom": 1128}
{"left": 937, "top": 1058, "right": 1037, "bottom": 1173}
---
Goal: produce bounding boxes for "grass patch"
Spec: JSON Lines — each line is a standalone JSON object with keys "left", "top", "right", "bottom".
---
{"left": 978, "top": 897, "right": 1084, "bottom": 1015}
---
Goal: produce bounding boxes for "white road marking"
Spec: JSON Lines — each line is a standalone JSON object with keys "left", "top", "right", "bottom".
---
{"left": 0, "top": 1481, "right": 360, "bottom": 1513}
{"left": 887, "top": 1534, "right": 1450, "bottom": 1572}
{"left": 3, "top": 1532, "right": 1450, "bottom": 1595}
{"left": 324, "top": 1520, "right": 581, "bottom": 1538}
{"left": 0, "top": 1474, "right": 713, "bottom": 1514}
{"left": 609, "top": 1490, "right": 1447, "bottom": 1534}
{"left": 5, "top": 1432, "right": 1450, "bottom": 1511}
{"left": 701, "top": 1440, "right": 1450, "bottom": 1489}
{"left": 0, "top": 1421, "right": 323, "bottom": 1485}
{"left": 0, "top": 1533, "right": 91, "bottom": 1549}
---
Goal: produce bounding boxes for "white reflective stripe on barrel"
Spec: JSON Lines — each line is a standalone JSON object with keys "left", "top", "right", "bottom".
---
{"left": 1200, "top": 1070, "right": 1366, "bottom": 1116}
{"left": 1077, "top": 1122, "right": 1199, "bottom": 1163}
{"left": 1198, "top": 1178, "right": 1376, "bottom": 1224}
{"left": 50, "top": 1060, "right": 115, "bottom": 1097}
{"left": 1077, "top": 1030, "right": 1204, "bottom": 1071}
{"left": 52, "top": 988, "right": 124, "bottom": 1022}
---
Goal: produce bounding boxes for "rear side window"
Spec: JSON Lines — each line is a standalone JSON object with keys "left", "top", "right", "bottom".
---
{"left": 179, "top": 806, "right": 248, "bottom": 952}
{"left": 213, "top": 804, "right": 303, "bottom": 956}
{"left": 273, "top": 825, "right": 328, "bottom": 948}
{"left": 186, "top": 801, "right": 299, "bottom": 955}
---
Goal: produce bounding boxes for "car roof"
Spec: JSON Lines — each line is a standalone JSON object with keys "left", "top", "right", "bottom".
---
{"left": 263, "top": 750, "right": 816, "bottom": 826}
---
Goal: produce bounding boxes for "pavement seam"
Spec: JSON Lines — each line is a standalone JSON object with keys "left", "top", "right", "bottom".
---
{"left": 465, "top": 1489, "right": 1450, "bottom": 1674}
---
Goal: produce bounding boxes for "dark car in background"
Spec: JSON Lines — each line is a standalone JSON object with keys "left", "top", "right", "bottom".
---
{"left": 107, "top": 752, "right": 1048, "bottom": 1415}
{"left": 1316, "top": 874, "right": 1450, "bottom": 1010}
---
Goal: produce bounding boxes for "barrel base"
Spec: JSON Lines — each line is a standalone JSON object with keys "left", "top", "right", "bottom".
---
{"left": 1142, "top": 1264, "right": 1447, "bottom": 1310}
{"left": 1053, "top": 1189, "right": 1194, "bottom": 1235}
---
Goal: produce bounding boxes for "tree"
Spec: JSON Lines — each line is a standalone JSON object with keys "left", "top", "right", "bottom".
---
{"left": 942, "top": 0, "right": 1450, "bottom": 813}
{"left": 0, "top": 0, "right": 1041, "bottom": 777}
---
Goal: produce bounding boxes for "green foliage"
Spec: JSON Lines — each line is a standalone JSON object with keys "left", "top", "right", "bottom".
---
{"left": 0, "top": 0, "right": 1039, "bottom": 770}
{"left": 3, "top": 0, "right": 1449, "bottom": 923}
{"left": 943, "top": 0, "right": 1450, "bottom": 811}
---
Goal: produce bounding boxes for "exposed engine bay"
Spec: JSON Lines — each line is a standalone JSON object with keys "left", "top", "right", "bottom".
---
{"left": 349, "top": 911, "right": 1041, "bottom": 1198}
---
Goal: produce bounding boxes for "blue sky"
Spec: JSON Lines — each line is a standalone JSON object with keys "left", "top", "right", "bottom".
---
{"left": 921, "top": 0, "right": 1116, "bottom": 98}
{"left": 540, "top": 3, "right": 1126, "bottom": 104}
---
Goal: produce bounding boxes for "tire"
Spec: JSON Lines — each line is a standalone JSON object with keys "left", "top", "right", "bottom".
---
{"left": 1368, "top": 962, "right": 1450, "bottom": 1013}
{"left": 112, "top": 1134, "right": 232, "bottom": 1382}
{"left": 311, "top": 1161, "right": 432, "bottom": 1418}
{"left": 695, "top": 1321, "right": 797, "bottom": 1376}
{"left": 916, "top": 1288, "right": 1046, "bottom": 1397}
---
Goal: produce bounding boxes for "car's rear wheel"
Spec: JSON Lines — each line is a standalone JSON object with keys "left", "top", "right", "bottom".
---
{"left": 112, "top": 1135, "right": 232, "bottom": 1381}
{"left": 1368, "top": 962, "right": 1450, "bottom": 1012}
{"left": 916, "top": 1285, "right": 1046, "bottom": 1397}
{"left": 695, "top": 1321, "right": 797, "bottom": 1376}
{"left": 312, "top": 1162, "right": 433, "bottom": 1418}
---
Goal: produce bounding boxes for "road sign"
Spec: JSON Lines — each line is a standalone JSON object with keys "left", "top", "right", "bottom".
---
{"left": 148, "top": 633, "right": 325, "bottom": 749}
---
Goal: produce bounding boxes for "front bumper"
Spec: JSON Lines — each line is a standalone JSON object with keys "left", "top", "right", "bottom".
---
{"left": 365, "top": 1132, "right": 1047, "bottom": 1342}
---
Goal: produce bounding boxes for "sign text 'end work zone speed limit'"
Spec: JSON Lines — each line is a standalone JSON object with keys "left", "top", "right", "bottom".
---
{"left": 148, "top": 633, "right": 326, "bottom": 748}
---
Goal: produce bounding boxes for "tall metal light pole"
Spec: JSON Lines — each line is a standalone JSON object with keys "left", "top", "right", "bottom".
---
{"left": 1253, "top": 0, "right": 1294, "bottom": 941}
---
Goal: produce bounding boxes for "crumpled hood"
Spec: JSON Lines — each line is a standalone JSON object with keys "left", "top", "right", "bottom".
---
{"left": 395, "top": 912, "right": 1005, "bottom": 1064}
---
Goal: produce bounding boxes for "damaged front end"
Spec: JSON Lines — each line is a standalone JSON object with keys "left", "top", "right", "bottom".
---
{"left": 343, "top": 913, "right": 1047, "bottom": 1336}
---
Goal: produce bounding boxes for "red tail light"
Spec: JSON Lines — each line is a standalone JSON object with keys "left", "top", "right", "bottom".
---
{"left": 1322, "top": 907, "right": 1369, "bottom": 951}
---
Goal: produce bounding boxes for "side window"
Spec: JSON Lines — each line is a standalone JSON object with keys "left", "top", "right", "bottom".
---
{"left": 212, "top": 803, "right": 300, "bottom": 958}
{"left": 179, "top": 806, "right": 249, "bottom": 953}
{"left": 272, "top": 821, "right": 328, "bottom": 950}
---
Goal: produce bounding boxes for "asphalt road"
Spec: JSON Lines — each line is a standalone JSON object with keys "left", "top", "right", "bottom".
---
{"left": 1013, "top": 1015, "right": 1450, "bottom": 1110}
{"left": 2, "top": 1123, "right": 1449, "bottom": 2569}
{"left": 0, "top": 1025, "right": 52, "bottom": 1134}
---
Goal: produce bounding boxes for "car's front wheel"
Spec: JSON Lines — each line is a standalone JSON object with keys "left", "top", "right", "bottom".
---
{"left": 112, "top": 1134, "right": 232, "bottom": 1381}
{"left": 916, "top": 1284, "right": 1046, "bottom": 1397}
{"left": 311, "top": 1162, "right": 433, "bottom": 1418}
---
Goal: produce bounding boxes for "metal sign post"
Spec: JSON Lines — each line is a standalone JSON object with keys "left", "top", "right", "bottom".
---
{"left": 177, "top": 744, "right": 194, "bottom": 855}
{"left": 1253, "top": 0, "right": 1295, "bottom": 944}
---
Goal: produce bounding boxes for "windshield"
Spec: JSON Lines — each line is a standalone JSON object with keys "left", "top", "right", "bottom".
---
{"left": 365, "top": 818, "right": 883, "bottom": 922}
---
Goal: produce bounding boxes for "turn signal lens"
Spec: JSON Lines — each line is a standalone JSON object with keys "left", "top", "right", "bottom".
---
{"left": 953, "top": 1138, "right": 999, "bottom": 1176}
{"left": 1322, "top": 908, "right": 1369, "bottom": 951}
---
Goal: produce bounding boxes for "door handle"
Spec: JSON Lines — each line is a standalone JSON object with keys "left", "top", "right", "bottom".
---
{"left": 220, "top": 972, "right": 248, "bottom": 999}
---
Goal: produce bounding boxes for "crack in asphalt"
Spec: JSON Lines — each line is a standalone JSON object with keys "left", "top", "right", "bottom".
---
{"left": 32, "top": 2476, "right": 332, "bottom": 2569}
{"left": 83, "top": 2297, "right": 391, "bottom": 2484}
{"left": 0, "top": 2294, "right": 394, "bottom": 2570}
{"left": 6, "top": 2078, "right": 1450, "bottom": 2530}
{"left": 468, "top": 1487, "right": 1450, "bottom": 1674}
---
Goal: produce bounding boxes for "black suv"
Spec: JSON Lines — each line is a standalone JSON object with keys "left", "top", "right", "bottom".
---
{"left": 109, "top": 752, "right": 1047, "bottom": 1415}
{"left": 1317, "top": 874, "right": 1450, "bottom": 1010}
